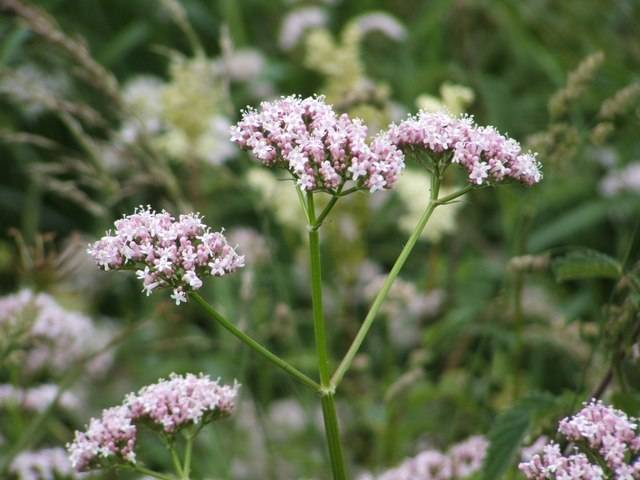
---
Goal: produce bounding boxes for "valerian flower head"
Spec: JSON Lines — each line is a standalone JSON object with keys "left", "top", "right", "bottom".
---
{"left": 87, "top": 206, "right": 244, "bottom": 305}
{"left": 519, "top": 400, "right": 640, "bottom": 479}
{"left": 359, "top": 435, "right": 488, "bottom": 480}
{"left": 11, "top": 447, "right": 81, "bottom": 480}
{"left": 384, "top": 110, "right": 542, "bottom": 186}
{"left": 67, "top": 373, "right": 239, "bottom": 472}
{"left": 230, "top": 95, "right": 405, "bottom": 193}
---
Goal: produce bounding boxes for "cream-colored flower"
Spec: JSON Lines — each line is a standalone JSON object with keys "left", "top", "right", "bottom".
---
{"left": 395, "top": 170, "right": 463, "bottom": 242}
{"left": 416, "top": 82, "right": 475, "bottom": 116}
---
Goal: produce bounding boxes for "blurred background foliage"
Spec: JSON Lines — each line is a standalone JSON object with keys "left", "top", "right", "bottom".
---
{"left": 0, "top": 0, "right": 639, "bottom": 478}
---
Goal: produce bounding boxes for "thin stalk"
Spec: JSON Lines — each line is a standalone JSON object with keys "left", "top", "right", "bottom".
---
{"left": 183, "top": 434, "right": 193, "bottom": 480}
{"left": 312, "top": 194, "right": 340, "bottom": 231}
{"left": 134, "top": 465, "right": 177, "bottom": 480}
{"left": 331, "top": 176, "right": 446, "bottom": 388}
{"left": 170, "top": 444, "right": 184, "bottom": 478}
{"left": 307, "top": 192, "right": 331, "bottom": 386}
{"left": 189, "top": 292, "right": 321, "bottom": 392}
{"left": 307, "top": 192, "right": 348, "bottom": 480}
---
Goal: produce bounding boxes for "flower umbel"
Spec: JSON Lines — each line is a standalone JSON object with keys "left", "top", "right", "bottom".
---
{"left": 67, "top": 373, "right": 239, "bottom": 472}
{"left": 519, "top": 400, "right": 640, "bottom": 479}
{"left": 87, "top": 206, "right": 244, "bottom": 304}
{"left": 230, "top": 95, "right": 405, "bottom": 193}
{"left": 385, "top": 110, "right": 542, "bottom": 186}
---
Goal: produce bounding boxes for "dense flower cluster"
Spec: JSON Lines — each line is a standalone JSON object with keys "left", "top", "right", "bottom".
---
{"left": 87, "top": 206, "right": 244, "bottom": 305}
{"left": 0, "top": 384, "right": 80, "bottom": 413}
{"left": 67, "top": 373, "right": 239, "bottom": 472}
{"left": 360, "top": 435, "right": 488, "bottom": 480}
{"left": 230, "top": 95, "right": 405, "bottom": 193}
{"left": 10, "top": 447, "right": 81, "bottom": 480}
{"left": 0, "top": 290, "right": 111, "bottom": 375}
{"left": 384, "top": 110, "right": 542, "bottom": 186}
{"left": 519, "top": 400, "right": 640, "bottom": 479}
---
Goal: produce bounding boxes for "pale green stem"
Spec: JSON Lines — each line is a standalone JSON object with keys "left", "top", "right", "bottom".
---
{"left": 331, "top": 176, "right": 463, "bottom": 388}
{"left": 189, "top": 292, "right": 321, "bottom": 392}
{"left": 183, "top": 434, "right": 193, "bottom": 480}
{"left": 170, "top": 444, "right": 184, "bottom": 478}
{"left": 134, "top": 465, "right": 177, "bottom": 480}
{"left": 312, "top": 194, "right": 340, "bottom": 231}
{"left": 307, "top": 192, "right": 348, "bottom": 480}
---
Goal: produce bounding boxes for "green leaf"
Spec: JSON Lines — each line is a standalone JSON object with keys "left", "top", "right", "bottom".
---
{"left": 552, "top": 248, "right": 622, "bottom": 282}
{"left": 528, "top": 201, "right": 610, "bottom": 252}
{"left": 482, "top": 393, "right": 556, "bottom": 480}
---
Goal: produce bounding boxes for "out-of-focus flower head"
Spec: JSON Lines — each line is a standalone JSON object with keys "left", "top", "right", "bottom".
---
{"left": 0, "top": 290, "right": 112, "bottom": 375}
{"left": 279, "top": 7, "right": 328, "bottom": 51}
{"left": 599, "top": 161, "right": 640, "bottom": 197}
{"left": 384, "top": 110, "right": 542, "bottom": 186}
{"left": 0, "top": 64, "right": 70, "bottom": 118}
{"left": 11, "top": 447, "right": 82, "bottom": 480}
{"left": 352, "top": 11, "right": 407, "bottom": 41}
{"left": 302, "top": 17, "right": 405, "bottom": 131}
{"left": 227, "top": 227, "right": 270, "bottom": 266}
{"left": 87, "top": 206, "right": 244, "bottom": 305}
{"left": 395, "top": 170, "right": 463, "bottom": 242}
{"left": 67, "top": 373, "right": 239, "bottom": 472}
{"left": 416, "top": 83, "right": 475, "bottom": 117}
{"left": 118, "top": 54, "right": 236, "bottom": 166}
{"left": 361, "top": 435, "right": 488, "bottom": 479}
{"left": 231, "top": 95, "right": 405, "bottom": 193}
{"left": 519, "top": 400, "right": 640, "bottom": 479}
{"left": 246, "top": 168, "right": 305, "bottom": 231}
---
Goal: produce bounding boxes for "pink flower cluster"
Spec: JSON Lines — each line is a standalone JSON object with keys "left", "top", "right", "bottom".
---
{"left": 384, "top": 110, "right": 542, "bottom": 186}
{"left": 0, "top": 289, "right": 112, "bottom": 375}
{"left": 519, "top": 443, "right": 605, "bottom": 480}
{"left": 519, "top": 400, "right": 640, "bottom": 479}
{"left": 11, "top": 447, "right": 82, "bottom": 480}
{"left": 360, "top": 435, "right": 488, "bottom": 480}
{"left": 67, "top": 373, "right": 239, "bottom": 472}
{"left": 230, "top": 95, "right": 405, "bottom": 193}
{"left": 87, "top": 206, "right": 245, "bottom": 305}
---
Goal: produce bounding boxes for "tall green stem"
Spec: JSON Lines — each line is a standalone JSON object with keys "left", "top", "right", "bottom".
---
{"left": 307, "top": 192, "right": 348, "bottom": 480}
{"left": 190, "top": 292, "right": 320, "bottom": 392}
{"left": 183, "top": 435, "right": 193, "bottom": 480}
{"left": 331, "top": 175, "right": 449, "bottom": 388}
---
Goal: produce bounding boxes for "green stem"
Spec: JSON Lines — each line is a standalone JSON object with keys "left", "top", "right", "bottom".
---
{"left": 331, "top": 176, "right": 448, "bottom": 388}
{"left": 183, "top": 434, "right": 193, "bottom": 480}
{"left": 307, "top": 193, "right": 330, "bottom": 386}
{"left": 189, "top": 292, "right": 321, "bottom": 392}
{"left": 312, "top": 194, "right": 340, "bottom": 231}
{"left": 170, "top": 444, "right": 184, "bottom": 478}
{"left": 307, "top": 192, "right": 348, "bottom": 480}
{"left": 134, "top": 465, "right": 177, "bottom": 480}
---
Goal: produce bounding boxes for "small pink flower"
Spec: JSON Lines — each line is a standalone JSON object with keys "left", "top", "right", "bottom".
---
{"left": 385, "top": 110, "right": 542, "bottom": 186}
{"left": 67, "top": 373, "right": 239, "bottom": 472}
{"left": 88, "top": 207, "right": 244, "bottom": 305}
{"left": 230, "top": 95, "right": 406, "bottom": 194}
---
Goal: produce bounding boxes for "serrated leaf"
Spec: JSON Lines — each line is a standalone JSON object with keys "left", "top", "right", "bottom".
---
{"left": 552, "top": 248, "right": 622, "bottom": 282}
{"left": 482, "top": 393, "right": 556, "bottom": 480}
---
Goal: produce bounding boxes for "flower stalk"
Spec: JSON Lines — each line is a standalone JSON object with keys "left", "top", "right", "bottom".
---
{"left": 331, "top": 173, "right": 443, "bottom": 388}
{"left": 189, "top": 292, "right": 321, "bottom": 392}
{"left": 307, "top": 192, "right": 348, "bottom": 480}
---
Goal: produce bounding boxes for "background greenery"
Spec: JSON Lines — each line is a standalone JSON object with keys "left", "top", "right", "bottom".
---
{"left": 1, "top": 0, "right": 639, "bottom": 478}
